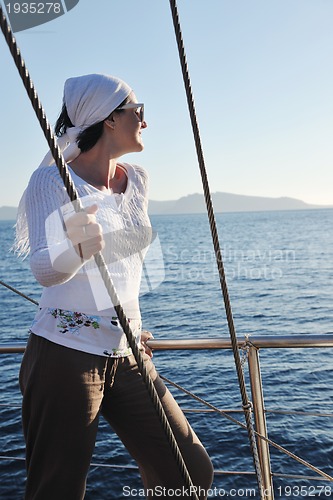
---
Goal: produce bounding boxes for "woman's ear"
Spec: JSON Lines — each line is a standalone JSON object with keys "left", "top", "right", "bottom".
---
{"left": 104, "top": 114, "right": 116, "bottom": 130}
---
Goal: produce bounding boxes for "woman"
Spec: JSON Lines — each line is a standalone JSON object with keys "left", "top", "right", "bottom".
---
{"left": 17, "top": 73, "right": 213, "bottom": 499}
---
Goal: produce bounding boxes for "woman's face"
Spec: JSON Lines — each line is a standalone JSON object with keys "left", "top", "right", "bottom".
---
{"left": 112, "top": 92, "right": 147, "bottom": 155}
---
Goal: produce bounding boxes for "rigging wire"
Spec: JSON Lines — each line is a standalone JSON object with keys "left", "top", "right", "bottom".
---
{"left": 0, "top": 280, "right": 38, "bottom": 306}
{"left": 168, "top": 0, "right": 264, "bottom": 495}
{"left": 0, "top": 6, "right": 199, "bottom": 498}
{"left": 160, "top": 374, "right": 333, "bottom": 482}
{"left": 0, "top": 453, "right": 331, "bottom": 483}
{"left": 1, "top": 399, "right": 333, "bottom": 418}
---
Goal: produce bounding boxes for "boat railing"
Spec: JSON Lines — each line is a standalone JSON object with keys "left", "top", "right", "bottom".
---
{"left": 1, "top": 334, "right": 333, "bottom": 500}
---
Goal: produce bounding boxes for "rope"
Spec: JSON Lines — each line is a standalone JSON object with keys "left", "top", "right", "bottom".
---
{"left": 1, "top": 453, "right": 332, "bottom": 485}
{"left": 0, "top": 454, "right": 331, "bottom": 482}
{"left": 2, "top": 398, "right": 333, "bottom": 418}
{"left": 184, "top": 408, "right": 333, "bottom": 418}
{"left": 0, "top": 280, "right": 38, "bottom": 306}
{"left": 0, "top": 7, "right": 199, "bottom": 498}
{"left": 160, "top": 374, "right": 333, "bottom": 482}
{"left": 168, "top": 0, "right": 264, "bottom": 496}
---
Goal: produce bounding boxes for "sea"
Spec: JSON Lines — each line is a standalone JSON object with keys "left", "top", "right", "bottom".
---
{"left": 0, "top": 209, "right": 333, "bottom": 499}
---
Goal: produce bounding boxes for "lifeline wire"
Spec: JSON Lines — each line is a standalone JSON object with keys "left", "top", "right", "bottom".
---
{"left": 160, "top": 374, "right": 333, "bottom": 482}
{"left": 0, "top": 280, "right": 39, "bottom": 306}
{"left": 0, "top": 7, "right": 199, "bottom": 499}
{"left": 168, "top": 0, "right": 265, "bottom": 496}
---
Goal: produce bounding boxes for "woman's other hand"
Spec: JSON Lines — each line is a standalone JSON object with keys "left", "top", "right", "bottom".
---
{"left": 141, "top": 330, "right": 154, "bottom": 358}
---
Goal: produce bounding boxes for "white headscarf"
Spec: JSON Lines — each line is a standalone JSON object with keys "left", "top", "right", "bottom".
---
{"left": 39, "top": 73, "right": 132, "bottom": 167}
{"left": 15, "top": 73, "right": 132, "bottom": 256}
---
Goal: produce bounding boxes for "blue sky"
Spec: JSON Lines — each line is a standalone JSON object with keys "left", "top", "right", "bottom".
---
{"left": 0, "top": 0, "right": 332, "bottom": 207}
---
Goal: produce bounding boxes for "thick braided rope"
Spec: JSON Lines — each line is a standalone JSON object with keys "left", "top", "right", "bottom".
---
{"left": 0, "top": 7, "right": 199, "bottom": 498}
{"left": 169, "top": 0, "right": 265, "bottom": 495}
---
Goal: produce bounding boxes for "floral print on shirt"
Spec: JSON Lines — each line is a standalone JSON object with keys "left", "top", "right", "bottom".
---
{"left": 48, "top": 308, "right": 100, "bottom": 335}
{"left": 44, "top": 308, "right": 134, "bottom": 357}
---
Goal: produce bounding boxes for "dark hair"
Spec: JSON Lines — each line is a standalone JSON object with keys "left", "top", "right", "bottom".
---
{"left": 54, "top": 103, "right": 73, "bottom": 136}
{"left": 54, "top": 96, "right": 131, "bottom": 153}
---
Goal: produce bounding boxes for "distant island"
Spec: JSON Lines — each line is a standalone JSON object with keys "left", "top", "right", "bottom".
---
{"left": 0, "top": 193, "right": 331, "bottom": 220}
{"left": 148, "top": 192, "right": 331, "bottom": 215}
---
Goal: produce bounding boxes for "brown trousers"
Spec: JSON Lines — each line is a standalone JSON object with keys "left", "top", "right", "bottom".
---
{"left": 19, "top": 334, "right": 214, "bottom": 499}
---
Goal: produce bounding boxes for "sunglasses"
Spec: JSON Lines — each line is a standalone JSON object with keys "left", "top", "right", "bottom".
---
{"left": 117, "top": 102, "right": 144, "bottom": 122}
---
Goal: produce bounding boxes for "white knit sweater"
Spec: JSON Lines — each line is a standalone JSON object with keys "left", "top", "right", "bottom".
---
{"left": 25, "top": 162, "right": 152, "bottom": 357}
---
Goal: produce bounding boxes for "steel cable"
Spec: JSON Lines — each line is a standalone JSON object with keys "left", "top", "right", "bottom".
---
{"left": 160, "top": 374, "right": 333, "bottom": 482}
{"left": 169, "top": 0, "right": 265, "bottom": 495}
{"left": 0, "top": 279, "right": 39, "bottom": 306}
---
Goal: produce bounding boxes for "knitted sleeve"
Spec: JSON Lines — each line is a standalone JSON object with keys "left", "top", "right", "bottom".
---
{"left": 26, "top": 167, "right": 85, "bottom": 287}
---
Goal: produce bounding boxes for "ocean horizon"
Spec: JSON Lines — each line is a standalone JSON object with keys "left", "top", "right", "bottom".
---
{"left": 1, "top": 192, "right": 332, "bottom": 221}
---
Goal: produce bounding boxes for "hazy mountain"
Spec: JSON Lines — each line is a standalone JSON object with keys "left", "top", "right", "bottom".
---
{"left": 148, "top": 192, "right": 331, "bottom": 215}
{"left": 0, "top": 193, "right": 331, "bottom": 220}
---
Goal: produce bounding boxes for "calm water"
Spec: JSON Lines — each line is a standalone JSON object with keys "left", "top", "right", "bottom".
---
{"left": 0, "top": 209, "right": 333, "bottom": 499}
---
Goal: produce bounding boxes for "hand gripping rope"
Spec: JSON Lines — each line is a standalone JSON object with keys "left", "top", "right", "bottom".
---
{"left": 168, "top": 0, "right": 265, "bottom": 496}
{"left": 0, "top": 6, "right": 200, "bottom": 499}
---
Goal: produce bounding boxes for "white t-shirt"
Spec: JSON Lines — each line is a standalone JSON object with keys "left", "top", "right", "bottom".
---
{"left": 26, "top": 162, "right": 152, "bottom": 357}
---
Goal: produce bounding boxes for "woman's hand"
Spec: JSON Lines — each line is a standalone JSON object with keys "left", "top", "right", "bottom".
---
{"left": 65, "top": 204, "right": 105, "bottom": 260}
{"left": 141, "top": 330, "right": 154, "bottom": 358}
